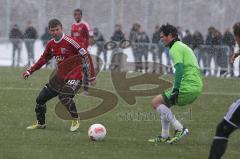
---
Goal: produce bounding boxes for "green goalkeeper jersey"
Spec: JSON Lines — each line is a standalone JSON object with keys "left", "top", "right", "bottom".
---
{"left": 169, "top": 40, "right": 203, "bottom": 92}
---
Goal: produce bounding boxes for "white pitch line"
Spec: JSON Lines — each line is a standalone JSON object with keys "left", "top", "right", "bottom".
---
{"left": 202, "top": 92, "right": 240, "bottom": 96}
{"left": 0, "top": 87, "right": 40, "bottom": 91}
{"left": 0, "top": 87, "right": 240, "bottom": 96}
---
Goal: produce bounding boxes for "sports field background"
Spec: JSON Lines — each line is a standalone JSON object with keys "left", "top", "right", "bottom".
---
{"left": 0, "top": 67, "right": 240, "bottom": 159}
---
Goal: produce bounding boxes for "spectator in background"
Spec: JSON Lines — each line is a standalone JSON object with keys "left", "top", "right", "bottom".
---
{"left": 24, "top": 20, "right": 38, "bottom": 67}
{"left": 205, "top": 26, "right": 216, "bottom": 76}
{"left": 129, "top": 23, "right": 140, "bottom": 71}
{"left": 41, "top": 27, "right": 54, "bottom": 68}
{"left": 177, "top": 26, "right": 184, "bottom": 40}
{"left": 192, "top": 31, "right": 204, "bottom": 73}
{"left": 41, "top": 27, "right": 51, "bottom": 47}
{"left": 111, "top": 24, "right": 125, "bottom": 41}
{"left": 135, "top": 27, "right": 150, "bottom": 72}
{"left": 159, "top": 39, "right": 172, "bottom": 74}
{"left": 151, "top": 25, "right": 161, "bottom": 73}
{"left": 110, "top": 24, "right": 125, "bottom": 71}
{"left": 212, "top": 29, "right": 226, "bottom": 77}
{"left": 182, "top": 29, "right": 193, "bottom": 48}
{"left": 192, "top": 31, "right": 204, "bottom": 50}
{"left": 9, "top": 24, "right": 23, "bottom": 67}
{"left": 213, "top": 30, "right": 223, "bottom": 44}
{"left": 93, "top": 27, "right": 107, "bottom": 71}
{"left": 222, "top": 29, "right": 235, "bottom": 77}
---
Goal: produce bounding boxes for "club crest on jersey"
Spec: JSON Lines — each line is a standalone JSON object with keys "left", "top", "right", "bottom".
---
{"left": 61, "top": 48, "right": 67, "bottom": 54}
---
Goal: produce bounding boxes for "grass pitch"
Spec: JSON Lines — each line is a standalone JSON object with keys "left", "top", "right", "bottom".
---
{"left": 0, "top": 67, "right": 240, "bottom": 159}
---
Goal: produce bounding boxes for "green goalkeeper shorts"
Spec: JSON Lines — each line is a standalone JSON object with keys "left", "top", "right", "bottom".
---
{"left": 163, "top": 85, "right": 202, "bottom": 107}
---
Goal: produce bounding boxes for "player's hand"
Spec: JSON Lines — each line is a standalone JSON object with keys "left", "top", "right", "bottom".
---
{"left": 22, "top": 67, "right": 34, "bottom": 79}
{"left": 89, "top": 79, "right": 96, "bottom": 86}
{"left": 231, "top": 53, "right": 239, "bottom": 63}
{"left": 169, "top": 88, "right": 179, "bottom": 105}
{"left": 22, "top": 71, "right": 31, "bottom": 79}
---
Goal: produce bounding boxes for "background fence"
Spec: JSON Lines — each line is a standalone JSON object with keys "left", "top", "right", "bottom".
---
{"left": 3, "top": 37, "right": 240, "bottom": 77}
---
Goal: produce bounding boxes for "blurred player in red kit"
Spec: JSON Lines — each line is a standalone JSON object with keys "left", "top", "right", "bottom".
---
{"left": 71, "top": 8, "right": 93, "bottom": 95}
{"left": 22, "top": 19, "right": 96, "bottom": 132}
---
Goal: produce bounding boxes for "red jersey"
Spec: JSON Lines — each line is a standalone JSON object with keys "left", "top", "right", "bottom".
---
{"left": 29, "top": 33, "right": 95, "bottom": 81}
{"left": 71, "top": 20, "right": 92, "bottom": 49}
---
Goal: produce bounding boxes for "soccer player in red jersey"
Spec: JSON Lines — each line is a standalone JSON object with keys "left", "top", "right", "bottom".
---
{"left": 71, "top": 8, "right": 92, "bottom": 49}
{"left": 71, "top": 9, "right": 93, "bottom": 95}
{"left": 22, "top": 19, "right": 96, "bottom": 132}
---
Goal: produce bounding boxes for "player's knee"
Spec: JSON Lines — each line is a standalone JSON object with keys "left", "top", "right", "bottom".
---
{"left": 36, "top": 94, "right": 46, "bottom": 105}
{"left": 151, "top": 95, "right": 163, "bottom": 109}
{"left": 36, "top": 87, "right": 51, "bottom": 105}
{"left": 151, "top": 97, "right": 157, "bottom": 109}
{"left": 58, "top": 94, "right": 73, "bottom": 106}
{"left": 58, "top": 94, "right": 67, "bottom": 104}
{"left": 216, "top": 119, "right": 236, "bottom": 138}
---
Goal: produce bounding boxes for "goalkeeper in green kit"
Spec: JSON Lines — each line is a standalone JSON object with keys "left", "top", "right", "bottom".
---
{"left": 148, "top": 24, "right": 203, "bottom": 144}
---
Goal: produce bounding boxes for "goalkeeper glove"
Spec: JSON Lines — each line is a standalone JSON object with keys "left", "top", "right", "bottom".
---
{"left": 169, "top": 88, "right": 179, "bottom": 105}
